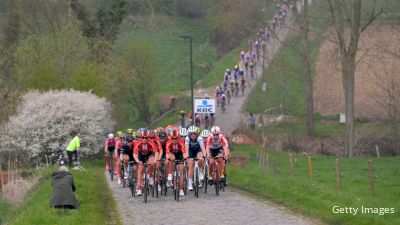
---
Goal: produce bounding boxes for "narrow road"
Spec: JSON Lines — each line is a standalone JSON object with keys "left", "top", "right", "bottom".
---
{"left": 107, "top": 176, "right": 314, "bottom": 225}
{"left": 108, "top": 5, "right": 319, "bottom": 225}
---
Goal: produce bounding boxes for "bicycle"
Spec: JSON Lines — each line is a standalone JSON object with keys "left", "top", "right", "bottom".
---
{"left": 173, "top": 160, "right": 185, "bottom": 202}
{"left": 204, "top": 159, "right": 209, "bottom": 194}
{"left": 107, "top": 153, "right": 114, "bottom": 181}
{"left": 221, "top": 97, "right": 226, "bottom": 113}
{"left": 211, "top": 156, "right": 225, "bottom": 196}
{"left": 192, "top": 157, "right": 203, "bottom": 198}
{"left": 125, "top": 161, "right": 137, "bottom": 197}
{"left": 141, "top": 162, "right": 151, "bottom": 204}
{"left": 158, "top": 159, "right": 168, "bottom": 196}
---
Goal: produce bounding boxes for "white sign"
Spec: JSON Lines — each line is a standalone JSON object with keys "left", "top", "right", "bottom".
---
{"left": 340, "top": 113, "right": 346, "bottom": 124}
{"left": 194, "top": 99, "right": 215, "bottom": 114}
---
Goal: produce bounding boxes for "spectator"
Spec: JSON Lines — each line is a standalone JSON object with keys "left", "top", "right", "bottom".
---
{"left": 195, "top": 114, "right": 201, "bottom": 127}
{"left": 248, "top": 113, "right": 256, "bottom": 130}
{"left": 66, "top": 131, "right": 80, "bottom": 168}
{"left": 51, "top": 166, "right": 79, "bottom": 209}
{"left": 179, "top": 110, "right": 186, "bottom": 128}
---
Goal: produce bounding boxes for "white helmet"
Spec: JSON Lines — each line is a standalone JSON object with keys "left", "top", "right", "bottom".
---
{"left": 210, "top": 126, "right": 220, "bottom": 135}
{"left": 201, "top": 130, "right": 210, "bottom": 138}
{"left": 108, "top": 133, "right": 114, "bottom": 139}
{"left": 188, "top": 126, "right": 197, "bottom": 134}
{"left": 180, "top": 128, "right": 188, "bottom": 137}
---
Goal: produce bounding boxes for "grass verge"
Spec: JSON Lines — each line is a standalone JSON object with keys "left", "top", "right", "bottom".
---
{"left": 3, "top": 160, "right": 121, "bottom": 225}
{"left": 229, "top": 145, "right": 400, "bottom": 225}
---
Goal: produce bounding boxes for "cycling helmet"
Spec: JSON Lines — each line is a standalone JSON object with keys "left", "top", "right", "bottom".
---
{"left": 211, "top": 126, "right": 221, "bottom": 135}
{"left": 180, "top": 128, "right": 188, "bottom": 137}
{"left": 135, "top": 133, "right": 141, "bottom": 139}
{"left": 126, "top": 128, "right": 133, "bottom": 134}
{"left": 156, "top": 127, "right": 165, "bottom": 133}
{"left": 170, "top": 129, "right": 179, "bottom": 139}
{"left": 140, "top": 130, "right": 149, "bottom": 138}
{"left": 226, "top": 68, "right": 230, "bottom": 72}
{"left": 126, "top": 135, "right": 134, "bottom": 142}
{"left": 197, "top": 127, "right": 201, "bottom": 134}
{"left": 149, "top": 130, "right": 157, "bottom": 139}
{"left": 108, "top": 133, "right": 114, "bottom": 139}
{"left": 187, "top": 126, "right": 197, "bottom": 134}
{"left": 132, "top": 131, "right": 136, "bottom": 137}
{"left": 117, "top": 131, "right": 123, "bottom": 138}
{"left": 158, "top": 130, "right": 167, "bottom": 138}
{"left": 201, "top": 130, "right": 210, "bottom": 138}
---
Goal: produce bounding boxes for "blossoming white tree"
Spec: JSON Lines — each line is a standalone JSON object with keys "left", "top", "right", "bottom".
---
{"left": 0, "top": 90, "right": 114, "bottom": 166}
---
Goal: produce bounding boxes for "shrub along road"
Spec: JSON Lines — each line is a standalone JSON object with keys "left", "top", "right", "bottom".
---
{"left": 107, "top": 4, "right": 319, "bottom": 225}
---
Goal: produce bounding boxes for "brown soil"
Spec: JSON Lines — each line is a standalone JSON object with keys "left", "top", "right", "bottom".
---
{"left": 314, "top": 25, "right": 400, "bottom": 120}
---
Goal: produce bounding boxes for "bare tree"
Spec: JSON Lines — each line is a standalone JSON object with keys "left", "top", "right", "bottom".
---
{"left": 327, "top": 0, "right": 382, "bottom": 157}
{"left": 287, "top": 0, "right": 315, "bottom": 137}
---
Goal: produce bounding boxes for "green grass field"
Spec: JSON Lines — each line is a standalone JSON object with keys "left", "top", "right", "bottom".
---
{"left": 3, "top": 161, "right": 121, "bottom": 225}
{"left": 229, "top": 145, "right": 400, "bottom": 225}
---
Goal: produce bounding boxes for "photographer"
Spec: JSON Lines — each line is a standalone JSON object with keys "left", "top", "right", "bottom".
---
{"left": 51, "top": 166, "right": 79, "bottom": 209}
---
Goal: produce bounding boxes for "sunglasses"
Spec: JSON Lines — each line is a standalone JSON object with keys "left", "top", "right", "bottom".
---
{"left": 190, "top": 133, "right": 197, "bottom": 136}
{"left": 171, "top": 138, "right": 178, "bottom": 140}
{"left": 213, "top": 134, "right": 219, "bottom": 136}
{"left": 142, "top": 137, "right": 148, "bottom": 139}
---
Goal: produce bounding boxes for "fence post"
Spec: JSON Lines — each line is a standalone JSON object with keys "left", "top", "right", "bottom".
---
{"left": 308, "top": 156, "right": 313, "bottom": 183}
{"left": 272, "top": 157, "right": 277, "bottom": 175}
{"left": 336, "top": 159, "right": 340, "bottom": 191}
{"left": 288, "top": 153, "right": 294, "bottom": 176}
{"left": 369, "top": 160, "right": 374, "bottom": 196}
{"left": 266, "top": 152, "right": 269, "bottom": 170}
{"left": 256, "top": 147, "right": 260, "bottom": 162}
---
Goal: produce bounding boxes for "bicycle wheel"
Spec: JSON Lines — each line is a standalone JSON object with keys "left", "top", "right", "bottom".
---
{"left": 173, "top": 165, "right": 177, "bottom": 200}
{"left": 162, "top": 165, "right": 167, "bottom": 196}
{"left": 109, "top": 156, "right": 114, "bottom": 181}
{"left": 195, "top": 166, "right": 199, "bottom": 198}
{"left": 122, "top": 166, "right": 126, "bottom": 188}
{"left": 215, "top": 163, "right": 220, "bottom": 196}
{"left": 175, "top": 165, "right": 180, "bottom": 202}
{"left": 154, "top": 169, "right": 158, "bottom": 198}
{"left": 183, "top": 164, "right": 187, "bottom": 196}
{"left": 204, "top": 164, "right": 208, "bottom": 194}
{"left": 144, "top": 166, "right": 148, "bottom": 203}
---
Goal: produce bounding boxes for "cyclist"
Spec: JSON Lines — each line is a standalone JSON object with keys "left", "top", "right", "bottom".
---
{"left": 157, "top": 130, "right": 169, "bottom": 189}
{"left": 120, "top": 134, "right": 136, "bottom": 185}
{"left": 115, "top": 131, "right": 125, "bottom": 184}
{"left": 166, "top": 129, "right": 188, "bottom": 196}
{"left": 133, "top": 130, "right": 159, "bottom": 196}
{"left": 206, "top": 126, "right": 230, "bottom": 184}
{"left": 185, "top": 126, "right": 206, "bottom": 190}
{"left": 220, "top": 92, "right": 227, "bottom": 112}
{"left": 149, "top": 130, "right": 163, "bottom": 192}
{"left": 226, "top": 88, "right": 231, "bottom": 105}
{"left": 240, "top": 76, "right": 246, "bottom": 95}
{"left": 240, "top": 51, "right": 245, "bottom": 62}
{"left": 126, "top": 128, "right": 134, "bottom": 136}
{"left": 104, "top": 133, "right": 117, "bottom": 176}
{"left": 249, "top": 61, "right": 255, "bottom": 79}
{"left": 201, "top": 129, "right": 210, "bottom": 140}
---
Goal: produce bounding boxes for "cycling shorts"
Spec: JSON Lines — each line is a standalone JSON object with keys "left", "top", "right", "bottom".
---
{"left": 189, "top": 147, "right": 202, "bottom": 159}
{"left": 138, "top": 152, "right": 154, "bottom": 163}
{"left": 169, "top": 151, "right": 184, "bottom": 161}
{"left": 108, "top": 147, "right": 115, "bottom": 154}
{"left": 210, "top": 147, "right": 223, "bottom": 158}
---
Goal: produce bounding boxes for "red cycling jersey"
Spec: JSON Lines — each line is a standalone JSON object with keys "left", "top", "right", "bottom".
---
{"left": 165, "top": 140, "right": 186, "bottom": 154}
{"left": 150, "top": 136, "right": 162, "bottom": 152}
{"left": 133, "top": 139, "right": 158, "bottom": 155}
{"left": 206, "top": 134, "right": 227, "bottom": 149}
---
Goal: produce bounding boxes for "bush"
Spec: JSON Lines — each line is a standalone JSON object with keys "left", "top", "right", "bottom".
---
{"left": 0, "top": 90, "right": 114, "bottom": 166}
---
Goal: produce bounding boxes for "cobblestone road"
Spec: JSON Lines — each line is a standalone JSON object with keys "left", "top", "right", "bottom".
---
{"left": 107, "top": 175, "right": 316, "bottom": 225}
